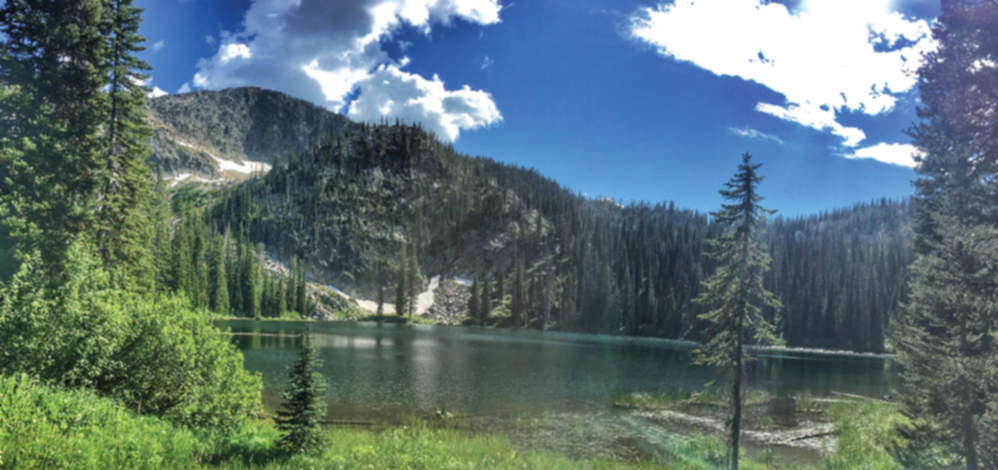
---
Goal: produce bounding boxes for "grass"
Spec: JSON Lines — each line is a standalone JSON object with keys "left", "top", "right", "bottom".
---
{"left": 0, "top": 373, "right": 656, "bottom": 469}
{"left": 821, "top": 400, "right": 907, "bottom": 470}
{"left": 613, "top": 388, "right": 773, "bottom": 411}
{"left": 612, "top": 389, "right": 911, "bottom": 470}
{"left": 0, "top": 373, "right": 210, "bottom": 469}
{"left": 1, "top": 370, "right": 913, "bottom": 470}
{"left": 220, "top": 423, "right": 660, "bottom": 469}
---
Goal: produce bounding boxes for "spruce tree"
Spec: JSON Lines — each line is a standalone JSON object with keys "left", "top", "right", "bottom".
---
{"left": 0, "top": 0, "right": 109, "bottom": 279}
{"left": 513, "top": 257, "right": 526, "bottom": 327}
{"left": 468, "top": 277, "right": 480, "bottom": 323}
{"left": 892, "top": 3, "right": 998, "bottom": 467}
{"left": 209, "top": 236, "right": 229, "bottom": 314}
{"left": 407, "top": 243, "right": 420, "bottom": 319}
{"left": 276, "top": 331, "right": 327, "bottom": 454}
{"left": 96, "top": 0, "right": 154, "bottom": 288}
{"left": 395, "top": 243, "right": 408, "bottom": 318}
{"left": 375, "top": 260, "right": 386, "bottom": 320}
{"left": 693, "top": 153, "right": 781, "bottom": 470}
{"left": 277, "top": 277, "right": 288, "bottom": 317}
{"left": 295, "top": 260, "right": 308, "bottom": 316}
{"left": 481, "top": 276, "right": 492, "bottom": 322}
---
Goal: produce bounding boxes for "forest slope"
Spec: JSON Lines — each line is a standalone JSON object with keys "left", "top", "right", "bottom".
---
{"left": 161, "top": 88, "right": 912, "bottom": 353}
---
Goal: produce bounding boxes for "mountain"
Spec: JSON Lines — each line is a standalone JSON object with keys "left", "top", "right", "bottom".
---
{"left": 147, "top": 87, "right": 351, "bottom": 184}
{"left": 155, "top": 87, "right": 913, "bottom": 353}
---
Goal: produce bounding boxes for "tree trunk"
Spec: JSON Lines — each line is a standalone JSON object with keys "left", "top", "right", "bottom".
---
{"left": 962, "top": 404, "right": 978, "bottom": 470}
{"left": 958, "top": 321, "right": 978, "bottom": 470}
{"left": 732, "top": 335, "right": 742, "bottom": 470}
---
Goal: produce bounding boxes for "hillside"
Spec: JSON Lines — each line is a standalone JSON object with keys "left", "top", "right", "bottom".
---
{"left": 158, "top": 88, "right": 913, "bottom": 353}
{"left": 147, "top": 87, "right": 352, "bottom": 184}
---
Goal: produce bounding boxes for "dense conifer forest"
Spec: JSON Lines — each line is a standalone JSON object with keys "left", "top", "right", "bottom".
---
{"left": 190, "top": 113, "right": 913, "bottom": 352}
{"left": 2, "top": 1, "right": 995, "bottom": 468}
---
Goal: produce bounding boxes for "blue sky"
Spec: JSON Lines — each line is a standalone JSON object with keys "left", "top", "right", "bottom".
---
{"left": 137, "top": 0, "right": 940, "bottom": 215}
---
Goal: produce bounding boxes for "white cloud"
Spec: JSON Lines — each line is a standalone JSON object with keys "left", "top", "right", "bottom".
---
{"left": 846, "top": 142, "right": 922, "bottom": 167}
{"left": 348, "top": 64, "right": 502, "bottom": 141}
{"left": 177, "top": 82, "right": 192, "bottom": 94}
{"left": 151, "top": 40, "right": 165, "bottom": 51}
{"left": 480, "top": 55, "right": 494, "bottom": 69}
{"left": 219, "top": 43, "right": 251, "bottom": 62}
{"left": 630, "top": 0, "right": 936, "bottom": 148}
{"left": 729, "top": 126, "right": 784, "bottom": 146}
{"left": 189, "top": 0, "right": 503, "bottom": 141}
{"left": 148, "top": 86, "right": 168, "bottom": 98}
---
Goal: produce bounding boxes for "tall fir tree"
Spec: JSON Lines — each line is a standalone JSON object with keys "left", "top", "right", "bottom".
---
{"left": 395, "top": 243, "right": 408, "bottom": 318}
{"left": 892, "top": 2, "right": 998, "bottom": 468}
{"left": 467, "top": 276, "right": 480, "bottom": 323}
{"left": 209, "top": 235, "right": 229, "bottom": 314}
{"left": 276, "top": 331, "right": 328, "bottom": 454}
{"left": 96, "top": 0, "right": 154, "bottom": 289}
{"left": 481, "top": 275, "right": 492, "bottom": 322}
{"left": 406, "top": 243, "right": 420, "bottom": 319}
{"left": 693, "top": 153, "right": 781, "bottom": 470}
{"left": 0, "top": 0, "right": 109, "bottom": 280}
{"left": 513, "top": 256, "right": 526, "bottom": 327}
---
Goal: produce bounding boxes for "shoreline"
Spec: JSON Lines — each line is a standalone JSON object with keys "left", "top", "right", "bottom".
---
{"left": 215, "top": 316, "right": 895, "bottom": 359}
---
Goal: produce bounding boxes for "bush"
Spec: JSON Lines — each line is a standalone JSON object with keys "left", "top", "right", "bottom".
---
{"left": 0, "top": 242, "right": 261, "bottom": 431}
{"left": 0, "top": 373, "right": 208, "bottom": 469}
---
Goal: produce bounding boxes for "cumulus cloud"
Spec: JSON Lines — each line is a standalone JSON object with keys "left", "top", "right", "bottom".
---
{"left": 846, "top": 142, "right": 921, "bottom": 167}
{"left": 148, "top": 86, "right": 168, "bottom": 98}
{"left": 187, "top": 0, "right": 503, "bottom": 141}
{"left": 348, "top": 64, "right": 501, "bottom": 141}
{"left": 630, "top": 0, "right": 936, "bottom": 149}
{"left": 729, "top": 126, "right": 784, "bottom": 146}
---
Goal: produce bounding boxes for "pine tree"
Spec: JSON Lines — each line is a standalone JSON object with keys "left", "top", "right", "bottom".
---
{"left": 375, "top": 260, "right": 386, "bottom": 320}
{"left": 295, "top": 260, "right": 308, "bottom": 316}
{"left": 395, "top": 243, "right": 408, "bottom": 318}
{"left": 468, "top": 276, "right": 480, "bottom": 323}
{"left": 481, "top": 275, "right": 492, "bottom": 322}
{"left": 277, "top": 277, "right": 288, "bottom": 317}
{"left": 693, "top": 153, "right": 781, "bottom": 470}
{"left": 96, "top": 0, "right": 154, "bottom": 289}
{"left": 209, "top": 236, "right": 229, "bottom": 314}
{"left": 276, "top": 331, "right": 327, "bottom": 454}
{"left": 892, "top": 3, "right": 998, "bottom": 467}
{"left": 513, "top": 257, "right": 526, "bottom": 327}
{"left": 0, "top": 0, "right": 109, "bottom": 279}
{"left": 406, "top": 243, "right": 420, "bottom": 319}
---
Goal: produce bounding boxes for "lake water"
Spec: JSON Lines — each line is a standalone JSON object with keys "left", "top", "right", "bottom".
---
{"left": 222, "top": 320, "right": 897, "bottom": 462}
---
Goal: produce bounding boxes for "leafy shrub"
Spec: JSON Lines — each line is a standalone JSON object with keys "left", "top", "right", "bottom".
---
{"left": 0, "top": 241, "right": 261, "bottom": 431}
{"left": 0, "top": 373, "right": 207, "bottom": 469}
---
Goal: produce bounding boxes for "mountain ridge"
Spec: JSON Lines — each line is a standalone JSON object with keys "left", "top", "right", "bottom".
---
{"left": 155, "top": 87, "right": 913, "bottom": 353}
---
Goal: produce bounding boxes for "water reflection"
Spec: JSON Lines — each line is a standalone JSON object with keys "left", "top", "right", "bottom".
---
{"left": 223, "top": 320, "right": 897, "bottom": 421}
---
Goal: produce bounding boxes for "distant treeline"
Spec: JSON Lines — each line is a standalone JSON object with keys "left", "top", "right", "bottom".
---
{"left": 201, "top": 121, "right": 911, "bottom": 353}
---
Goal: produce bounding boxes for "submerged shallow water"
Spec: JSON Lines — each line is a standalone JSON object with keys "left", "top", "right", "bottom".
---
{"left": 222, "top": 320, "right": 897, "bottom": 462}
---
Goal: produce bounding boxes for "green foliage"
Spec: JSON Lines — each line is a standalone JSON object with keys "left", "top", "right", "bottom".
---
{"left": 193, "top": 95, "right": 911, "bottom": 352}
{"left": 822, "top": 401, "right": 906, "bottom": 470}
{"left": 0, "top": 1, "right": 109, "bottom": 278}
{"left": 693, "top": 153, "right": 781, "bottom": 470}
{"left": 892, "top": 3, "right": 998, "bottom": 469}
{"left": 275, "top": 332, "right": 327, "bottom": 454}
{"left": 0, "top": 373, "right": 209, "bottom": 469}
{"left": 94, "top": 0, "right": 156, "bottom": 291}
{"left": 0, "top": 241, "right": 262, "bottom": 431}
{"left": 223, "top": 423, "right": 658, "bottom": 470}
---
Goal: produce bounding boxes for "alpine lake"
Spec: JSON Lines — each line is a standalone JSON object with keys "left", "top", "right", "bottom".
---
{"left": 221, "top": 319, "right": 897, "bottom": 466}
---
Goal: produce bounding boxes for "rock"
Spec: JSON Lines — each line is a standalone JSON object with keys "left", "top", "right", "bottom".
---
{"left": 423, "top": 279, "right": 470, "bottom": 325}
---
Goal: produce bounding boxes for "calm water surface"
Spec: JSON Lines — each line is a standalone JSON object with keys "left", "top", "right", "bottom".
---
{"left": 223, "top": 320, "right": 895, "bottom": 417}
